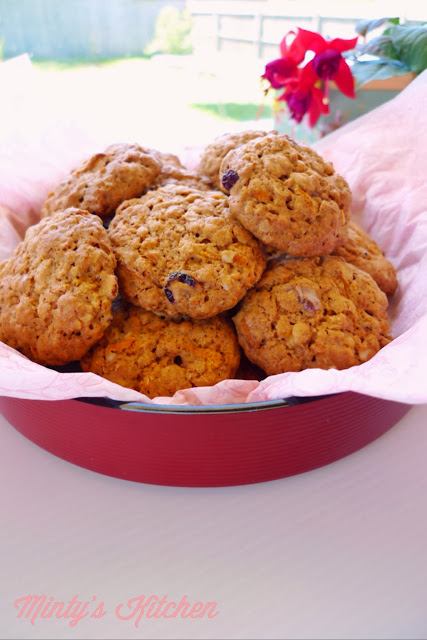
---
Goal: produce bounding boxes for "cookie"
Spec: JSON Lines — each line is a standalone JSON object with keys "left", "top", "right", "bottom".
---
{"left": 0, "top": 208, "right": 118, "bottom": 365}
{"left": 220, "top": 133, "right": 352, "bottom": 256}
{"left": 81, "top": 301, "right": 241, "bottom": 398}
{"left": 234, "top": 353, "right": 267, "bottom": 381}
{"left": 108, "top": 184, "right": 266, "bottom": 319}
{"left": 332, "top": 221, "right": 398, "bottom": 296}
{"left": 262, "top": 243, "right": 289, "bottom": 262}
{"left": 232, "top": 255, "right": 392, "bottom": 375}
{"left": 157, "top": 152, "right": 185, "bottom": 171}
{"left": 40, "top": 143, "right": 162, "bottom": 219}
{"left": 150, "top": 152, "right": 214, "bottom": 192}
{"left": 198, "top": 130, "right": 271, "bottom": 190}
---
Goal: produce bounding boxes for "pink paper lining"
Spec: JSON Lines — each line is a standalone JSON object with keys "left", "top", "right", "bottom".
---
{"left": 1, "top": 56, "right": 427, "bottom": 405}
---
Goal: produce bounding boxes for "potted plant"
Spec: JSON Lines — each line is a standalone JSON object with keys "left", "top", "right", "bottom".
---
{"left": 261, "top": 19, "right": 427, "bottom": 140}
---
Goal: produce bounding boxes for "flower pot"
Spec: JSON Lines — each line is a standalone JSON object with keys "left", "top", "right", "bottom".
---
{"left": 273, "top": 73, "right": 414, "bottom": 143}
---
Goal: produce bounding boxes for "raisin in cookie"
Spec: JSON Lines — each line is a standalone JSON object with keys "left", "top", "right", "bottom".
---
{"left": 198, "top": 130, "right": 271, "bottom": 190}
{"left": 232, "top": 255, "right": 392, "bottom": 375}
{"left": 108, "top": 184, "right": 266, "bottom": 319}
{"left": 0, "top": 208, "right": 118, "bottom": 365}
{"left": 81, "top": 301, "right": 241, "bottom": 398}
{"left": 332, "top": 221, "right": 398, "bottom": 296}
{"left": 41, "top": 143, "right": 162, "bottom": 218}
{"left": 220, "top": 133, "right": 352, "bottom": 256}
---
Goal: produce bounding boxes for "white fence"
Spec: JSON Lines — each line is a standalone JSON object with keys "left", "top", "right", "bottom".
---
{"left": 187, "top": 2, "right": 421, "bottom": 62}
{"left": 190, "top": 10, "right": 362, "bottom": 61}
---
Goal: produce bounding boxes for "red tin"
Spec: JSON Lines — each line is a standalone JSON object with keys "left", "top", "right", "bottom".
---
{"left": 0, "top": 392, "right": 411, "bottom": 487}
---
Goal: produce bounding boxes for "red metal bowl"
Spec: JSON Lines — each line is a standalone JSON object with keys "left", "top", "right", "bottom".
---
{"left": 0, "top": 392, "right": 411, "bottom": 487}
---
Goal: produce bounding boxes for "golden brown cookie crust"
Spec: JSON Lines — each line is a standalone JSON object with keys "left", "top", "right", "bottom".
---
{"left": 232, "top": 255, "right": 392, "bottom": 375}
{"left": 81, "top": 301, "right": 241, "bottom": 398}
{"left": 108, "top": 184, "right": 266, "bottom": 319}
{"left": 220, "top": 133, "right": 352, "bottom": 256}
{"left": 41, "top": 143, "right": 162, "bottom": 218}
{"left": 198, "top": 130, "right": 271, "bottom": 189}
{"left": 332, "top": 221, "right": 398, "bottom": 296}
{"left": 156, "top": 152, "right": 185, "bottom": 171}
{"left": 0, "top": 209, "right": 118, "bottom": 365}
{"left": 148, "top": 151, "right": 214, "bottom": 191}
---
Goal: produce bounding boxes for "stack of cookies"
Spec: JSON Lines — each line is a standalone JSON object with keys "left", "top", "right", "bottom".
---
{"left": 0, "top": 133, "right": 397, "bottom": 398}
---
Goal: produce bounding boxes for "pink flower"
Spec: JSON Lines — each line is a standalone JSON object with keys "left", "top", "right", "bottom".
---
{"left": 295, "top": 28, "right": 358, "bottom": 98}
{"left": 261, "top": 26, "right": 358, "bottom": 129}
{"left": 261, "top": 30, "right": 306, "bottom": 90}
{"left": 278, "top": 65, "right": 329, "bottom": 127}
{"left": 262, "top": 57, "right": 298, "bottom": 89}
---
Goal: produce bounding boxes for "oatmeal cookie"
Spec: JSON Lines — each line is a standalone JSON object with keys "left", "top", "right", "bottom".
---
{"left": 0, "top": 208, "right": 118, "bottom": 365}
{"left": 157, "top": 152, "right": 185, "bottom": 171}
{"left": 108, "top": 184, "right": 266, "bottom": 319}
{"left": 81, "top": 301, "right": 241, "bottom": 398}
{"left": 150, "top": 152, "right": 214, "bottom": 191}
{"left": 220, "top": 133, "right": 352, "bottom": 256}
{"left": 332, "top": 221, "right": 398, "bottom": 296}
{"left": 262, "top": 243, "right": 289, "bottom": 262}
{"left": 198, "top": 130, "right": 271, "bottom": 190}
{"left": 232, "top": 255, "right": 392, "bottom": 375}
{"left": 40, "top": 143, "right": 162, "bottom": 218}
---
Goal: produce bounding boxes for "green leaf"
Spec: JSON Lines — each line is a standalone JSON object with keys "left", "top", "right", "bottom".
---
{"left": 351, "top": 60, "right": 411, "bottom": 88}
{"left": 387, "top": 24, "right": 427, "bottom": 75}
{"left": 358, "top": 35, "right": 400, "bottom": 60}
{"left": 355, "top": 17, "right": 399, "bottom": 37}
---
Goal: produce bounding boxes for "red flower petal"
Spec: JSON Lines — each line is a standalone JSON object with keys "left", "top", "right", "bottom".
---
{"left": 295, "top": 28, "right": 328, "bottom": 54}
{"left": 333, "top": 58, "right": 356, "bottom": 98}
{"left": 308, "top": 86, "right": 330, "bottom": 127}
{"left": 308, "top": 99, "right": 321, "bottom": 127}
{"left": 300, "top": 60, "right": 320, "bottom": 86}
{"left": 328, "top": 36, "right": 359, "bottom": 53}
{"left": 314, "top": 87, "right": 330, "bottom": 116}
{"left": 262, "top": 57, "right": 299, "bottom": 89}
{"left": 280, "top": 30, "right": 307, "bottom": 64}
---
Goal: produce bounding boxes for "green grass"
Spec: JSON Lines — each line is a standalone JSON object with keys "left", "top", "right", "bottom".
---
{"left": 190, "top": 102, "right": 273, "bottom": 121}
{"left": 27, "top": 57, "right": 274, "bottom": 124}
{"left": 31, "top": 55, "right": 149, "bottom": 70}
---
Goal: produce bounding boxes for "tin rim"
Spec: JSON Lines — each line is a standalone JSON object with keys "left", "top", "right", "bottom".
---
{"left": 76, "top": 394, "right": 329, "bottom": 414}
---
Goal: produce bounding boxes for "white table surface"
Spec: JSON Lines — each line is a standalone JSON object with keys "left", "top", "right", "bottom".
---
{"left": 1, "top": 403, "right": 427, "bottom": 640}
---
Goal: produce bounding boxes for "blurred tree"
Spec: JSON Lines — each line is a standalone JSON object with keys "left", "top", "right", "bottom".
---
{"left": 145, "top": 6, "right": 193, "bottom": 55}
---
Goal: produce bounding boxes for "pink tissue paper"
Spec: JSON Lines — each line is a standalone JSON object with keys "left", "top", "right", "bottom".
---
{"left": 0, "top": 55, "right": 426, "bottom": 405}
